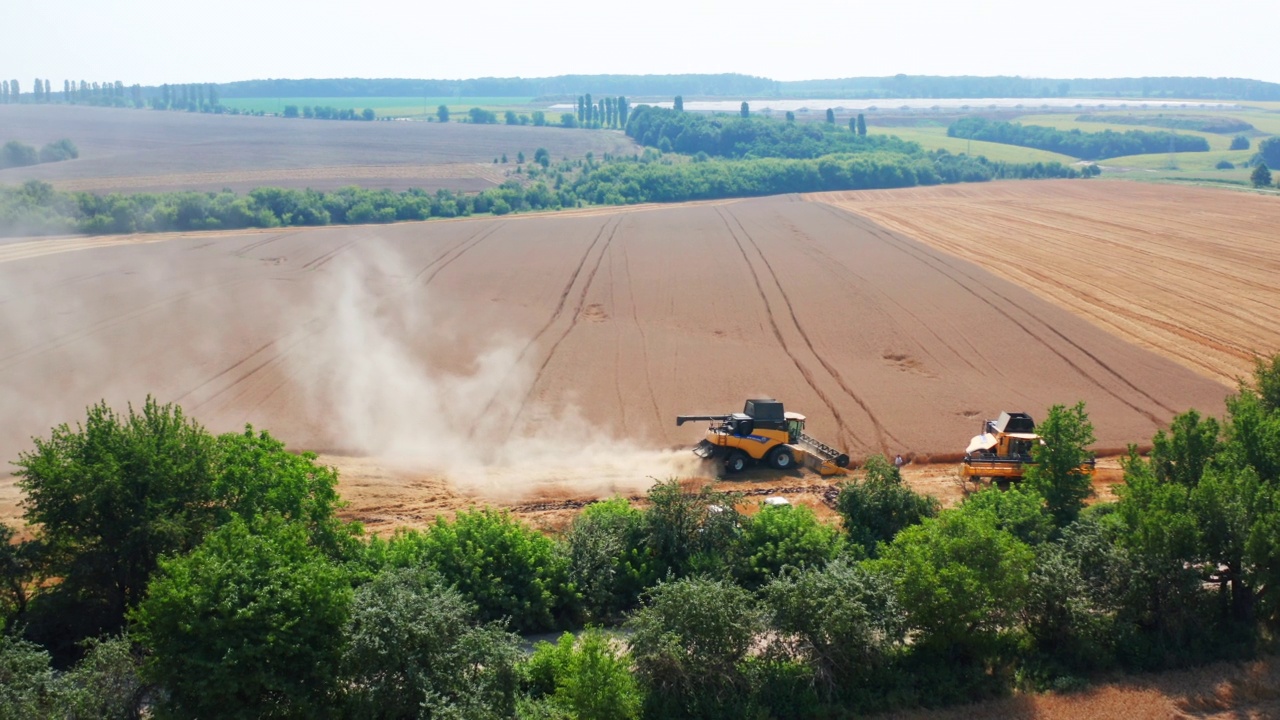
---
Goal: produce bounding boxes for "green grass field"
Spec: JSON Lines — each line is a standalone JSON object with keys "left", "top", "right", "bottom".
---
{"left": 218, "top": 96, "right": 537, "bottom": 117}
{"left": 874, "top": 125, "right": 1076, "bottom": 164}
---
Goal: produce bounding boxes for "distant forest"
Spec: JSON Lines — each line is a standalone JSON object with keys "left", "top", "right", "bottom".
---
{"left": 211, "top": 74, "right": 1280, "bottom": 101}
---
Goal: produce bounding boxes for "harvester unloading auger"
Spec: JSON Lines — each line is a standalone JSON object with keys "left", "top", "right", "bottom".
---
{"left": 677, "top": 398, "right": 851, "bottom": 476}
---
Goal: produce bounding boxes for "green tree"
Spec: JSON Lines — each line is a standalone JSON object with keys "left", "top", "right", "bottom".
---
{"left": 643, "top": 479, "right": 742, "bottom": 577}
{"left": 1251, "top": 162, "right": 1272, "bottom": 188}
{"left": 560, "top": 113, "right": 578, "bottom": 128}
{"left": 825, "top": 108, "right": 835, "bottom": 123}
{"left": 282, "top": 104, "right": 299, "bottom": 118}
{"left": 14, "top": 400, "right": 352, "bottom": 655}
{"left": 0, "top": 634, "right": 55, "bottom": 718}
{"left": 673, "top": 95, "right": 683, "bottom": 112}
{"left": 740, "top": 101, "right": 750, "bottom": 118}
{"left": 1257, "top": 137, "right": 1280, "bottom": 167}
{"left": 566, "top": 498, "right": 656, "bottom": 621}
{"left": 617, "top": 96, "right": 629, "bottom": 127}
{"left": 628, "top": 577, "right": 763, "bottom": 718}
{"left": 1, "top": 141, "right": 38, "bottom": 168}
{"left": 734, "top": 503, "right": 841, "bottom": 588}
{"left": 857, "top": 113, "right": 867, "bottom": 136}
{"left": 392, "top": 509, "right": 572, "bottom": 633}
{"left": 961, "top": 485, "right": 1054, "bottom": 545}
{"left": 786, "top": 111, "right": 795, "bottom": 122}
{"left": 532, "top": 110, "right": 546, "bottom": 126}
{"left": 835, "top": 455, "right": 938, "bottom": 557}
{"left": 534, "top": 147, "right": 551, "bottom": 168}
{"left": 874, "top": 509, "right": 1034, "bottom": 660}
{"left": 761, "top": 559, "right": 903, "bottom": 701}
{"left": 50, "top": 634, "right": 146, "bottom": 719}
{"left": 131, "top": 517, "right": 351, "bottom": 719}
{"left": 362, "top": 107, "right": 375, "bottom": 121}
{"left": 1230, "top": 135, "right": 1250, "bottom": 150}
{"left": 523, "top": 629, "right": 642, "bottom": 720}
{"left": 436, "top": 104, "right": 449, "bottom": 122}
{"left": 505, "top": 109, "right": 518, "bottom": 125}
{"left": 1023, "top": 402, "right": 1096, "bottom": 527}
{"left": 341, "top": 565, "right": 519, "bottom": 718}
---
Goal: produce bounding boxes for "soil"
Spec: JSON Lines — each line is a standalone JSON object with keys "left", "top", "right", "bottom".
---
{"left": 0, "top": 192, "right": 1228, "bottom": 531}
{"left": 812, "top": 180, "right": 1280, "bottom": 386}
{"left": 0, "top": 104, "right": 638, "bottom": 193}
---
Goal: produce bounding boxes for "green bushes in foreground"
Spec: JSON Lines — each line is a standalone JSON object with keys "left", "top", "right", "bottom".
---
{"left": 4, "top": 356, "right": 1277, "bottom": 717}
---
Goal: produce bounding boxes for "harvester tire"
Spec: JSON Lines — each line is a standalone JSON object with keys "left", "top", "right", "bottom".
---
{"left": 768, "top": 447, "right": 794, "bottom": 470}
{"left": 725, "top": 452, "right": 748, "bottom": 474}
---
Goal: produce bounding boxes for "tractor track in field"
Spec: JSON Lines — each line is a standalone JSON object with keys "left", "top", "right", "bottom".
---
{"left": 411, "top": 222, "right": 506, "bottom": 286}
{"left": 778, "top": 217, "right": 985, "bottom": 375}
{"left": 725, "top": 207, "right": 903, "bottom": 454}
{"left": 814, "top": 203, "right": 1171, "bottom": 425}
{"left": 714, "top": 207, "right": 868, "bottom": 454}
{"left": 507, "top": 217, "right": 622, "bottom": 437}
{"left": 619, "top": 226, "right": 663, "bottom": 430}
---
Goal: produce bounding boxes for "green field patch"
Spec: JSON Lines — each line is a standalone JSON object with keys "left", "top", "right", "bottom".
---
{"left": 218, "top": 96, "right": 537, "bottom": 117}
{"left": 877, "top": 126, "right": 1075, "bottom": 164}
{"left": 1102, "top": 148, "right": 1256, "bottom": 172}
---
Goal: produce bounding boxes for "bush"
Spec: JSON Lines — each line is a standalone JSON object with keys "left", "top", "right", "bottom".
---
{"left": 627, "top": 577, "right": 763, "bottom": 719}
{"left": 38, "top": 139, "right": 78, "bottom": 163}
{"left": 734, "top": 503, "right": 841, "bottom": 588}
{"left": 131, "top": 516, "right": 352, "bottom": 718}
{"left": 1230, "top": 135, "right": 1250, "bottom": 150}
{"left": 522, "top": 629, "right": 641, "bottom": 720}
{"left": 341, "top": 566, "right": 519, "bottom": 718}
{"left": 396, "top": 509, "right": 573, "bottom": 633}
{"left": 835, "top": 455, "right": 939, "bottom": 557}
{"left": 1, "top": 141, "right": 38, "bottom": 168}
{"left": 1216, "top": 160, "right": 1236, "bottom": 169}
{"left": 566, "top": 498, "right": 657, "bottom": 621}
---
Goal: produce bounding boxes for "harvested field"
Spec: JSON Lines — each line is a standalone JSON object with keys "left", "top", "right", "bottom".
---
{"left": 0, "top": 195, "right": 1226, "bottom": 531}
{"left": 0, "top": 105, "right": 638, "bottom": 193}
{"left": 814, "top": 180, "right": 1280, "bottom": 386}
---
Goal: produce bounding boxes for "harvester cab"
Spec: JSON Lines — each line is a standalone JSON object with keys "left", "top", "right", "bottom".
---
{"left": 677, "top": 398, "right": 851, "bottom": 476}
{"left": 961, "top": 411, "right": 1095, "bottom": 485}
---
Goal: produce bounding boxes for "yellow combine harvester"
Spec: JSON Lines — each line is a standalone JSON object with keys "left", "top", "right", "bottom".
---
{"left": 677, "top": 398, "right": 851, "bottom": 476}
{"left": 961, "top": 411, "right": 1095, "bottom": 485}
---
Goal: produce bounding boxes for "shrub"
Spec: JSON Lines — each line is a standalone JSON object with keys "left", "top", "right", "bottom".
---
{"left": 406, "top": 509, "right": 573, "bottom": 633}
{"left": 341, "top": 566, "right": 519, "bottom": 718}
{"left": 522, "top": 629, "right": 641, "bottom": 720}
{"left": 131, "top": 517, "right": 352, "bottom": 718}
{"left": 1, "top": 141, "right": 38, "bottom": 168}
{"left": 38, "top": 139, "right": 78, "bottom": 163}
{"left": 835, "top": 455, "right": 938, "bottom": 557}
{"left": 1216, "top": 160, "right": 1236, "bottom": 169}
{"left": 734, "top": 503, "right": 841, "bottom": 588}
{"left": 566, "top": 498, "right": 657, "bottom": 621}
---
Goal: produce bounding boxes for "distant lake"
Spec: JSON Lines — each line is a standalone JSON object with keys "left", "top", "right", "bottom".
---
{"left": 548, "top": 98, "right": 1240, "bottom": 112}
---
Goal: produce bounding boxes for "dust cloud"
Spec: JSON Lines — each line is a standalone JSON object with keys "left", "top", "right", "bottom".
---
{"left": 293, "top": 242, "right": 700, "bottom": 502}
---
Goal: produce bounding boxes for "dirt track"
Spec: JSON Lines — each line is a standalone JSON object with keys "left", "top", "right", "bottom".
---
{"left": 0, "top": 193, "right": 1228, "bottom": 530}
{"left": 813, "top": 180, "right": 1280, "bottom": 385}
{"left": 0, "top": 105, "right": 638, "bottom": 193}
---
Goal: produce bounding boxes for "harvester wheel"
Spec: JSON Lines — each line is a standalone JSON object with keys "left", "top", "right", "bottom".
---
{"left": 768, "top": 447, "right": 794, "bottom": 470}
{"left": 725, "top": 452, "right": 748, "bottom": 474}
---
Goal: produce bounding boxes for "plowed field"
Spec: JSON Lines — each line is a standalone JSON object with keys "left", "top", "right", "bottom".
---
{"left": 0, "top": 105, "right": 639, "bottom": 193}
{"left": 813, "top": 180, "right": 1280, "bottom": 385}
{"left": 0, "top": 193, "right": 1228, "bottom": 532}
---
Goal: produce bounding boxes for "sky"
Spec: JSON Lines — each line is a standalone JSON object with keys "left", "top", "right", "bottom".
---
{"left": 4, "top": 0, "right": 1278, "bottom": 87}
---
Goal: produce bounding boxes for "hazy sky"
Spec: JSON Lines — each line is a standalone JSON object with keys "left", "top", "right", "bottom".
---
{"left": 5, "top": 0, "right": 1278, "bottom": 87}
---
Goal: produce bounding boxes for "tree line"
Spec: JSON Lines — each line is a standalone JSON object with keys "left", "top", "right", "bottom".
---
{"left": 1, "top": 146, "right": 1085, "bottom": 237}
{"left": 948, "top": 117, "right": 1211, "bottom": 160}
{"left": 0, "top": 79, "right": 146, "bottom": 108}
{"left": 1075, "top": 113, "right": 1255, "bottom": 134}
{"left": 573, "top": 94, "right": 630, "bottom": 129}
{"left": 3, "top": 356, "right": 1279, "bottom": 717}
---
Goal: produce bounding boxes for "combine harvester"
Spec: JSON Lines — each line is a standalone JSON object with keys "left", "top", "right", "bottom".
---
{"left": 677, "top": 398, "right": 851, "bottom": 476}
{"left": 961, "top": 410, "right": 1095, "bottom": 486}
